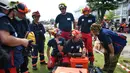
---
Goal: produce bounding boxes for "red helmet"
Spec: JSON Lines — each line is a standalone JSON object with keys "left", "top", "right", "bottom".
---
{"left": 72, "top": 30, "right": 81, "bottom": 37}
{"left": 50, "top": 28, "right": 62, "bottom": 36}
{"left": 15, "top": 3, "right": 30, "bottom": 14}
{"left": 82, "top": 6, "right": 91, "bottom": 14}
{"left": 32, "top": 11, "right": 40, "bottom": 17}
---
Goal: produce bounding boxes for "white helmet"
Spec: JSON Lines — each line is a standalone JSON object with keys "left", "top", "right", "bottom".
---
{"left": 0, "top": 0, "right": 10, "bottom": 10}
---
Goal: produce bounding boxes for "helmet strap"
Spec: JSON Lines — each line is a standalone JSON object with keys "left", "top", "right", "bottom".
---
{"left": 61, "top": 11, "right": 66, "bottom": 15}
{"left": 7, "top": 8, "right": 13, "bottom": 16}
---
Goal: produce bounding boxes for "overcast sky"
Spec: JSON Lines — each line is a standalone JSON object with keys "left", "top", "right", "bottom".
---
{"left": 9, "top": 0, "right": 86, "bottom": 21}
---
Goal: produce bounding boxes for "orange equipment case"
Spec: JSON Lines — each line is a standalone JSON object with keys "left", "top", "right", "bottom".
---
{"left": 54, "top": 67, "right": 88, "bottom": 73}
{"left": 70, "top": 57, "right": 89, "bottom": 68}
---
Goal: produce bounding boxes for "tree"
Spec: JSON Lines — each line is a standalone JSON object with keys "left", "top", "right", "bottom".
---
{"left": 87, "top": 0, "right": 124, "bottom": 23}
{"left": 105, "top": 11, "right": 120, "bottom": 21}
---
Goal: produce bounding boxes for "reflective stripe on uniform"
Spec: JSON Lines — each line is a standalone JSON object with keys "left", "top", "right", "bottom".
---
{"left": 40, "top": 53, "right": 44, "bottom": 55}
{"left": 23, "top": 70, "right": 29, "bottom": 73}
{"left": 32, "top": 64, "right": 37, "bottom": 66}
{"left": 40, "top": 60, "right": 45, "bottom": 62}
{"left": 32, "top": 56, "right": 38, "bottom": 58}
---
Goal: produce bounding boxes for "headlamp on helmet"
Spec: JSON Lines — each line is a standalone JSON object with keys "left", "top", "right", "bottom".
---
{"left": 59, "top": 3, "right": 67, "bottom": 10}
{"left": 71, "top": 30, "right": 81, "bottom": 38}
{"left": 49, "top": 28, "right": 62, "bottom": 36}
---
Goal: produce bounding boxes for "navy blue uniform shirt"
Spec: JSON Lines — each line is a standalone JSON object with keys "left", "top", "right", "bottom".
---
{"left": 55, "top": 12, "right": 74, "bottom": 32}
{"left": 0, "top": 14, "right": 16, "bottom": 51}
{"left": 0, "top": 13, "right": 23, "bottom": 68}
{"left": 11, "top": 18, "right": 30, "bottom": 56}
{"left": 11, "top": 18, "right": 30, "bottom": 38}
{"left": 63, "top": 39, "right": 83, "bottom": 54}
{"left": 98, "top": 28, "right": 127, "bottom": 54}
{"left": 47, "top": 38, "right": 65, "bottom": 57}
{"left": 78, "top": 14, "right": 95, "bottom": 33}
{"left": 29, "top": 22, "right": 46, "bottom": 41}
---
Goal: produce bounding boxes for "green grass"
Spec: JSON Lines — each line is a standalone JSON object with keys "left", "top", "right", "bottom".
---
{"left": 27, "top": 36, "right": 130, "bottom": 73}
{"left": 28, "top": 57, "right": 49, "bottom": 73}
{"left": 28, "top": 52, "right": 129, "bottom": 73}
{"left": 94, "top": 52, "right": 129, "bottom": 73}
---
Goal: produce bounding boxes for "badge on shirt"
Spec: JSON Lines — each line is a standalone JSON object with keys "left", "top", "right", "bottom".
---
{"left": 76, "top": 46, "right": 80, "bottom": 49}
{"left": 88, "top": 20, "right": 92, "bottom": 23}
{"left": 67, "top": 18, "right": 71, "bottom": 20}
{"left": 71, "top": 46, "right": 74, "bottom": 49}
{"left": 82, "top": 19, "right": 84, "bottom": 21}
{"left": 58, "top": 41, "right": 62, "bottom": 44}
{"left": 15, "top": 32, "right": 18, "bottom": 37}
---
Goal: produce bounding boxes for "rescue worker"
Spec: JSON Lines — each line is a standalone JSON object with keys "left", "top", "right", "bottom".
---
{"left": 114, "top": 20, "right": 120, "bottom": 31}
{"left": 90, "top": 23, "right": 127, "bottom": 73}
{"left": 10, "top": 2, "right": 31, "bottom": 73}
{"left": 101, "top": 16, "right": 110, "bottom": 29}
{"left": 62, "top": 30, "right": 86, "bottom": 66}
{"left": 0, "top": 0, "right": 30, "bottom": 73}
{"left": 29, "top": 11, "right": 46, "bottom": 70}
{"left": 55, "top": 3, "right": 76, "bottom": 40}
{"left": 119, "top": 18, "right": 127, "bottom": 32}
{"left": 77, "top": 6, "right": 95, "bottom": 66}
{"left": 47, "top": 28, "right": 65, "bottom": 70}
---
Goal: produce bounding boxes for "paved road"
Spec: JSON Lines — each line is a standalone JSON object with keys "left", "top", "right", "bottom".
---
{"left": 120, "top": 33, "right": 130, "bottom": 58}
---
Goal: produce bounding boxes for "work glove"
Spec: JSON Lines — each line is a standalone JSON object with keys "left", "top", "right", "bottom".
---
{"left": 26, "top": 31, "right": 36, "bottom": 44}
{"left": 71, "top": 53, "right": 82, "bottom": 58}
{"left": 26, "top": 40, "right": 34, "bottom": 51}
{"left": 81, "top": 54, "right": 86, "bottom": 58}
{"left": 68, "top": 52, "right": 72, "bottom": 57}
{"left": 57, "top": 52, "right": 64, "bottom": 58}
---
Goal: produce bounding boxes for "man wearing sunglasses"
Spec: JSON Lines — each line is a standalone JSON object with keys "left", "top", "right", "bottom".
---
{"left": 11, "top": 2, "right": 31, "bottom": 73}
{"left": 55, "top": 3, "right": 76, "bottom": 40}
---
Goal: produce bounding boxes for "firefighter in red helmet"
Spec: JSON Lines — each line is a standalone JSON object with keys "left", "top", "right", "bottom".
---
{"left": 62, "top": 30, "right": 86, "bottom": 66}
{"left": 77, "top": 6, "right": 96, "bottom": 67}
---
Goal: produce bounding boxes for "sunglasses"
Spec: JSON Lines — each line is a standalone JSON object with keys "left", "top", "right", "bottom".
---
{"left": 60, "top": 8, "right": 66, "bottom": 10}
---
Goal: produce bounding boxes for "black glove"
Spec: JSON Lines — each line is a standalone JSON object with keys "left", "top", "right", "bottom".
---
{"left": 26, "top": 40, "right": 36, "bottom": 51}
{"left": 71, "top": 53, "right": 82, "bottom": 58}
{"left": 57, "top": 52, "right": 63, "bottom": 58}
{"left": 88, "top": 52, "right": 93, "bottom": 57}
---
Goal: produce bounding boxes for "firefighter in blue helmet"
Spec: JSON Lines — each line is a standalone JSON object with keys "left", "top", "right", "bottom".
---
{"left": 0, "top": 0, "right": 30, "bottom": 73}
{"left": 29, "top": 11, "right": 46, "bottom": 70}
{"left": 90, "top": 23, "right": 127, "bottom": 73}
